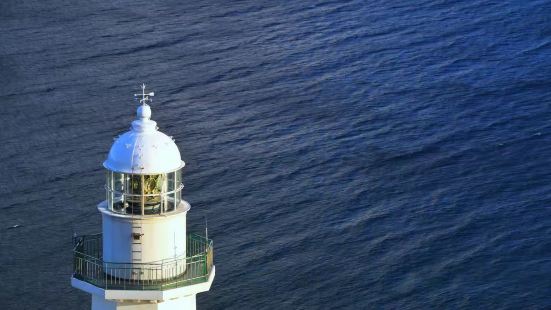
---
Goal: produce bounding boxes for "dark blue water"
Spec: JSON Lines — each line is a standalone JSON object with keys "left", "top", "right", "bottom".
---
{"left": 1, "top": 0, "right": 551, "bottom": 309}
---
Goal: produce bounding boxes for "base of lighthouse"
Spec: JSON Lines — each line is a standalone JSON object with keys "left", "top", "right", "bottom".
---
{"left": 92, "top": 295, "right": 195, "bottom": 310}
{"left": 72, "top": 266, "right": 215, "bottom": 310}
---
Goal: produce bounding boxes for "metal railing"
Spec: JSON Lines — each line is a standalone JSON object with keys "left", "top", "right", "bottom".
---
{"left": 73, "top": 233, "right": 213, "bottom": 290}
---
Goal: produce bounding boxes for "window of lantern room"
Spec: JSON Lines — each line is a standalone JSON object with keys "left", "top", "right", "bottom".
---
{"left": 164, "top": 170, "right": 182, "bottom": 213}
{"left": 107, "top": 172, "right": 126, "bottom": 213}
{"left": 106, "top": 170, "right": 180, "bottom": 215}
{"left": 124, "top": 174, "right": 165, "bottom": 215}
{"left": 175, "top": 169, "right": 182, "bottom": 207}
{"left": 123, "top": 174, "right": 143, "bottom": 214}
{"left": 166, "top": 172, "right": 175, "bottom": 212}
{"left": 143, "top": 174, "right": 163, "bottom": 215}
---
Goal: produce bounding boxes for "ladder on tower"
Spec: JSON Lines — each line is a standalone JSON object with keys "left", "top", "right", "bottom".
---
{"left": 131, "top": 219, "right": 143, "bottom": 264}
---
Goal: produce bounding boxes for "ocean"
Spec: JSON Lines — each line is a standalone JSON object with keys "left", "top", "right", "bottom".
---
{"left": 1, "top": 0, "right": 551, "bottom": 309}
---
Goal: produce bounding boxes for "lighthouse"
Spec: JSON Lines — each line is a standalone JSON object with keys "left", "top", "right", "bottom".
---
{"left": 71, "top": 85, "right": 215, "bottom": 310}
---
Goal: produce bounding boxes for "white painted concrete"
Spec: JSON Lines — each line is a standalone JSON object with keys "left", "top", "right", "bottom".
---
{"left": 104, "top": 103, "right": 184, "bottom": 174}
{"left": 72, "top": 266, "right": 215, "bottom": 302}
{"left": 73, "top": 266, "right": 214, "bottom": 310}
{"left": 100, "top": 201, "right": 189, "bottom": 265}
{"left": 92, "top": 294, "right": 197, "bottom": 310}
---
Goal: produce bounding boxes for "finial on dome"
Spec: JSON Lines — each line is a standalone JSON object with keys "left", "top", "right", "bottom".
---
{"left": 134, "top": 83, "right": 155, "bottom": 119}
{"left": 137, "top": 104, "right": 152, "bottom": 119}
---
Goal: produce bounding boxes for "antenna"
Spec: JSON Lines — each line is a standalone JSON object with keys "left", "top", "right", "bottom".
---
{"left": 174, "top": 232, "right": 177, "bottom": 258}
{"left": 134, "top": 83, "right": 155, "bottom": 105}
{"left": 204, "top": 215, "right": 208, "bottom": 241}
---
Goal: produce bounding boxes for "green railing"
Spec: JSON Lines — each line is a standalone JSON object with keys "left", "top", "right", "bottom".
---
{"left": 73, "top": 233, "right": 213, "bottom": 290}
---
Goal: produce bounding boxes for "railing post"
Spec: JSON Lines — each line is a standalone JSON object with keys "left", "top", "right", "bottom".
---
{"left": 104, "top": 264, "right": 107, "bottom": 290}
{"left": 203, "top": 253, "right": 207, "bottom": 279}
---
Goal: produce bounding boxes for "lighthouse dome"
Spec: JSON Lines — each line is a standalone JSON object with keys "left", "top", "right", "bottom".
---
{"left": 103, "top": 104, "right": 184, "bottom": 174}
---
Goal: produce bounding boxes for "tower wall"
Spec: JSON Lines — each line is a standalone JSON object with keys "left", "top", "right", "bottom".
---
{"left": 99, "top": 201, "right": 189, "bottom": 280}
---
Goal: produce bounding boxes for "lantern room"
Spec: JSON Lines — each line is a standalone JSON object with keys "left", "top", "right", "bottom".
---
{"left": 105, "top": 171, "right": 183, "bottom": 215}
{"left": 102, "top": 102, "right": 186, "bottom": 215}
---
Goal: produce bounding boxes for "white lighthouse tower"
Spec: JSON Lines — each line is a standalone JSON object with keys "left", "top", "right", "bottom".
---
{"left": 72, "top": 85, "right": 215, "bottom": 310}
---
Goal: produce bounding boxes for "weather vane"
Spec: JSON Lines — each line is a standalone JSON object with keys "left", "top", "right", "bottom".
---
{"left": 134, "top": 83, "right": 155, "bottom": 106}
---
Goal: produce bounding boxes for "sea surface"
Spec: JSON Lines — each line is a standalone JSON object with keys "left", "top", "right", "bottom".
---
{"left": 1, "top": 0, "right": 551, "bottom": 309}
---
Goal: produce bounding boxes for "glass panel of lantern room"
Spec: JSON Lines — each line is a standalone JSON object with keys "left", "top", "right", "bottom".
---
{"left": 112, "top": 172, "right": 125, "bottom": 212}
{"left": 167, "top": 171, "right": 175, "bottom": 191}
{"left": 175, "top": 169, "right": 182, "bottom": 207}
{"left": 166, "top": 172, "right": 176, "bottom": 213}
{"left": 161, "top": 174, "right": 168, "bottom": 214}
{"left": 143, "top": 174, "right": 163, "bottom": 215}
{"left": 113, "top": 172, "right": 125, "bottom": 192}
{"left": 113, "top": 191, "right": 124, "bottom": 213}
{"left": 162, "top": 173, "right": 167, "bottom": 214}
{"left": 106, "top": 171, "right": 111, "bottom": 210}
{"left": 125, "top": 174, "right": 143, "bottom": 215}
{"left": 175, "top": 169, "right": 181, "bottom": 190}
{"left": 167, "top": 191, "right": 175, "bottom": 212}
{"left": 141, "top": 175, "right": 145, "bottom": 215}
